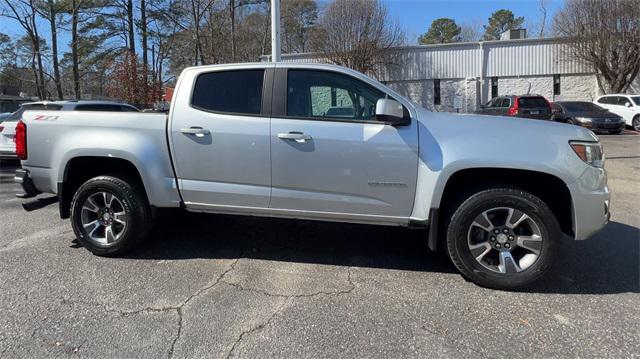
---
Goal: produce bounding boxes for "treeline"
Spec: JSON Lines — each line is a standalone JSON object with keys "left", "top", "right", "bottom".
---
{"left": 0, "top": 0, "right": 406, "bottom": 106}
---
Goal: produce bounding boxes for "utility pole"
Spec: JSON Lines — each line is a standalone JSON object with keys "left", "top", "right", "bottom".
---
{"left": 271, "top": 0, "right": 281, "bottom": 62}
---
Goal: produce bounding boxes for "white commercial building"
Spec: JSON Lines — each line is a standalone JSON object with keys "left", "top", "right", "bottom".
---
{"left": 273, "top": 37, "right": 640, "bottom": 113}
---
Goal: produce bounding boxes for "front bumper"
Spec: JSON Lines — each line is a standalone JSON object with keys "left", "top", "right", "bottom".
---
{"left": 14, "top": 168, "right": 41, "bottom": 198}
{"left": 591, "top": 121, "right": 625, "bottom": 131}
{"left": 568, "top": 165, "right": 610, "bottom": 240}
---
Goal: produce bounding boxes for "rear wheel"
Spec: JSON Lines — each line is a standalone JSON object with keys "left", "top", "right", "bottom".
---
{"left": 633, "top": 116, "right": 640, "bottom": 132}
{"left": 445, "top": 188, "right": 560, "bottom": 290}
{"left": 70, "top": 175, "right": 152, "bottom": 256}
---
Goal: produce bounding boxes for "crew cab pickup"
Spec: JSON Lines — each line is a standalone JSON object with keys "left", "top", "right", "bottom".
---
{"left": 15, "top": 63, "right": 610, "bottom": 289}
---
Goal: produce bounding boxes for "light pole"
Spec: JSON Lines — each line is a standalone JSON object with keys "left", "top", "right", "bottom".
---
{"left": 271, "top": 0, "right": 281, "bottom": 62}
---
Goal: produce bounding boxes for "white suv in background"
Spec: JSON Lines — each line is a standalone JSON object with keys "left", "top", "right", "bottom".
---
{"left": 594, "top": 94, "right": 640, "bottom": 131}
{"left": 0, "top": 101, "right": 139, "bottom": 159}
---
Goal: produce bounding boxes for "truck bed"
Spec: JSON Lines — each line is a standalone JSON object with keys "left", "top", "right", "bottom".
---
{"left": 20, "top": 110, "right": 181, "bottom": 208}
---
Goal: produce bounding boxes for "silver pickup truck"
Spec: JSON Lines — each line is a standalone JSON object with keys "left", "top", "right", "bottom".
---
{"left": 15, "top": 63, "right": 610, "bottom": 289}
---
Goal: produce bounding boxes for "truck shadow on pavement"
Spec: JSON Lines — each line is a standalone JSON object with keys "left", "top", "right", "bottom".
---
{"left": 120, "top": 209, "right": 639, "bottom": 295}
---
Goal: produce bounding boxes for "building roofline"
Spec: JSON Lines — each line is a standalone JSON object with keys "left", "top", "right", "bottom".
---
{"left": 261, "top": 37, "right": 570, "bottom": 60}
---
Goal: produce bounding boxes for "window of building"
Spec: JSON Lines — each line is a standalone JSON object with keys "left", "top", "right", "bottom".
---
{"left": 491, "top": 77, "right": 498, "bottom": 99}
{"left": 191, "top": 70, "right": 264, "bottom": 115}
{"left": 287, "top": 70, "right": 385, "bottom": 122}
{"left": 434, "top": 79, "right": 441, "bottom": 106}
{"left": 553, "top": 75, "right": 561, "bottom": 95}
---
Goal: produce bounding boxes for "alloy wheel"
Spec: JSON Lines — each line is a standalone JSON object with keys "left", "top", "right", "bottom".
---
{"left": 467, "top": 207, "right": 543, "bottom": 274}
{"left": 80, "top": 192, "right": 127, "bottom": 245}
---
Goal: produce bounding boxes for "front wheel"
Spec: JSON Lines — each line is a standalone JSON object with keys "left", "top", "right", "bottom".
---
{"left": 445, "top": 188, "right": 561, "bottom": 290}
{"left": 70, "top": 175, "right": 152, "bottom": 257}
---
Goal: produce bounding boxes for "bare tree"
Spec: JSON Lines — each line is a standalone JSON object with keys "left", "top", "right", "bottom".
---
{"left": 554, "top": 0, "right": 640, "bottom": 93}
{"left": 70, "top": 0, "right": 81, "bottom": 99}
{"left": 538, "top": 0, "right": 547, "bottom": 38}
{"left": 282, "top": 0, "right": 317, "bottom": 53}
{"left": 1, "top": 0, "right": 47, "bottom": 99}
{"left": 313, "top": 0, "right": 404, "bottom": 76}
{"left": 459, "top": 21, "right": 482, "bottom": 42}
{"left": 42, "top": 0, "right": 64, "bottom": 99}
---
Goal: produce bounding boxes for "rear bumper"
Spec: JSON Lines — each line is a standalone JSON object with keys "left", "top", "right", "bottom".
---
{"left": 0, "top": 149, "right": 17, "bottom": 159}
{"left": 568, "top": 166, "right": 610, "bottom": 240}
{"left": 14, "top": 168, "right": 41, "bottom": 198}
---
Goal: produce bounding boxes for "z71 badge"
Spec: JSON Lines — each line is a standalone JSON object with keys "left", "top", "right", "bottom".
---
{"left": 33, "top": 115, "right": 59, "bottom": 121}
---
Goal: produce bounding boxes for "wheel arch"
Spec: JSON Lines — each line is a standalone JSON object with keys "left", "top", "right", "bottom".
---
{"left": 431, "top": 167, "right": 574, "bottom": 250}
{"left": 58, "top": 156, "right": 147, "bottom": 219}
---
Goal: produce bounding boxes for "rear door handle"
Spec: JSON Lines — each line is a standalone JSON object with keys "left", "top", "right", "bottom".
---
{"left": 277, "top": 131, "right": 312, "bottom": 143}
{"left": 180, "top": 126, "right": 210, "bottom": 137}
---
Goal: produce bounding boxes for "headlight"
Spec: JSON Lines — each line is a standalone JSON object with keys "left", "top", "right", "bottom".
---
{"left": 570, "top": 141, "right": 604, "bottom": 168}
{"left": 574, "top": 117, "right": 592, "bottom": 123}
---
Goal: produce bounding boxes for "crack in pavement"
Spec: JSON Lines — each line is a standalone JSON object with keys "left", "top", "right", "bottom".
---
{"left": 166, "top": 255, "right": 242, "bottom": 359}
{"left": 55, "top": 261, "right": 356, "bottom": 359}
{"left": 220, "top": 267, "right": 356, "bottom": 358}
{"left": 223, "top": 300, "right": 289, "bottom": 359}
{"left": 59, "top": 255, "right": 243, "bottom": 359}
{"left": 221, "top": 267, "right": 355, "bottom": 299}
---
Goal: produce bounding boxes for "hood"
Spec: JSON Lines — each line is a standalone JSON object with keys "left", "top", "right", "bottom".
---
{"left": 416, "top": 108, "right": 598, "bottom": 143}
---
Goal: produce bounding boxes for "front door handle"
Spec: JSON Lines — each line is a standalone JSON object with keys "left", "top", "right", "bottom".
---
{"left": 180, "top": 126, "right": 210, "bottom": 137}
{"left": 277, "top": 131, "right": 312, "bottom": 143}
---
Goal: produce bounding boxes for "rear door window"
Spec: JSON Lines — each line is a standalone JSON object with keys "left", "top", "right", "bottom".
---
{"left": 518, "top": 97, "right": 548, "bottom": 108}
{"left": 191, "top": 70, "right": 264, "bottom": 115}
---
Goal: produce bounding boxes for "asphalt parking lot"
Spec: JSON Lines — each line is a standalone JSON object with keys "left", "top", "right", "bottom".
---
{"left": 0, "top": 134, "right": 638, "bottom": 358}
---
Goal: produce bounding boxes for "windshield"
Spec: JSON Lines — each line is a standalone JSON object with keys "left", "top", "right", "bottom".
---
{"left": 562, "top": 102, "right": 604, "bottom": 112}
{"left": 632, "top": 96, "right": 640, "bottom": 106}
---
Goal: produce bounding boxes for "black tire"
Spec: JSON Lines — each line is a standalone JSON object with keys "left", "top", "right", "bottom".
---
{"left": 633, "top": 116, "right": 640, "bottom": 132}
{"left": 445, "top": 188, "right": 561, "bottom": 290}
{"left": 70, "top": 175, "right": 152, "bottom": 257}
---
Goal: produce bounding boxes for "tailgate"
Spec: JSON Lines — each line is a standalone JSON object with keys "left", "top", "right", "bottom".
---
{"left": 517, "top": 107, "right": 551, "bottom": 120}
{"left": 517, "top": 97, "right": 551, "bottom": 120}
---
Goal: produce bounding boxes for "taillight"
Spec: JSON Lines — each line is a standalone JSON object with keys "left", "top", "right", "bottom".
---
{"left": 14, "top": 120, "right": 27, "bottom": 160}
{"left": 507, "top": 97, "right": 519, "bottom": 116}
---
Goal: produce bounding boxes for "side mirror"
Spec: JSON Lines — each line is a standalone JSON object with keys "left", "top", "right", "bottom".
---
{"left": 375, "top": 99, "right": 410, "bottom": 126}
{"left": 625, "top": 102, "right": 632, "bottom": 108}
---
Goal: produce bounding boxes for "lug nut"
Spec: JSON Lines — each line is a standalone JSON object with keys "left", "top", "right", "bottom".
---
{"left": 490, "top": 236, "right": 496, "bottom": 241}
{"left": 508, "top": 235, "right": 514, "bottom": 240}
{"left": 495, "top": 243, "right": 502, "bottom": 249}
{"left": 504, "top": 243, "right": 511, "bottom": 248}
{"left": 503, "top": 228, "right": 509, "bottom": 234}
{"left": 493, "top": 229, "right": 500, "bottom": 234}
